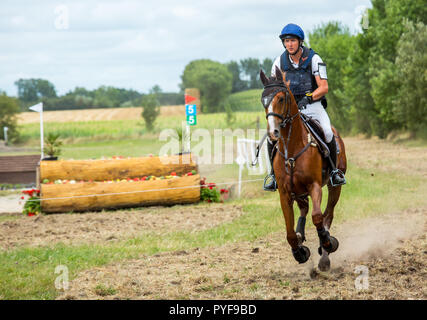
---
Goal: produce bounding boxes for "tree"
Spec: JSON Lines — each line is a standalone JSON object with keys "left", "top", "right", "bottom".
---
{"left": 240, "top": 58, "right": 262, "bottom": 89}
{"left": 337, "top": 0, "right": 427, "bottom": 138}
{"left": 226, "top": 61, "right": 247, "bottom": 93}
{"left": 150, "top": 85, "right": 162, "bottom": 95}
{"left": 393, "top": 20, "right": 427, "bottom": 136}
{"left": 308, "top": 22, "right": 356, "bottom": 132}
{"left": 261, "top": 58, "right": 273, "bottom": 77}
{"left": 14, "top": 79, "right": 57, "bottom": 104}
{"left": 0, "top": 93, "right": 20, "bottom": 143}
{"left": 141, "top": 92, "right": 160, "bottom": 132}
{"left": 181, "top": 59, "right": 232, "bottom": 113}
{"left": 362, "top": 0, "right": 426, "bottom": 137}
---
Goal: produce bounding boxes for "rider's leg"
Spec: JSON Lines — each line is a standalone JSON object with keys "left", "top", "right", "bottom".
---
{"left": 301, "top": 102, "right": 346, "bottom": 186}
{"left": 263, "top": 138, "right": 277, "bottom": 191}
{"left": 326, "top": 137, "right": 346, "bottom": 186}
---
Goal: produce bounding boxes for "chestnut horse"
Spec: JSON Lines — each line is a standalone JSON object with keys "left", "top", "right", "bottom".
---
{"left": 260, "top": 68, "right": 347, "bottom": 271}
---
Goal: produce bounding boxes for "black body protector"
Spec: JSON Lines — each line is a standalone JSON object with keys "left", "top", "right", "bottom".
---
{"left": 280, "top": 46, "right": 327, "bottom": 107}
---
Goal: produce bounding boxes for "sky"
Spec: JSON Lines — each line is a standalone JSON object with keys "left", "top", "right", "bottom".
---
{"left": 0, "top": 0, "right": 371, "bottom": 97}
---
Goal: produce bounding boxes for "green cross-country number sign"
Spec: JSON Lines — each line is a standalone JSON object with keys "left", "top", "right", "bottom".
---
{"left": 186, "top": 114, "right": 197, "bottom": 125}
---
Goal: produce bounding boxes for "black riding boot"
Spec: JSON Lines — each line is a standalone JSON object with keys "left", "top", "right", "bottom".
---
{"left": 263, "top": 140, "right": 277, "bottom": 191}
{"left": 327, "top": 138, "right": 346, "bottom": 186}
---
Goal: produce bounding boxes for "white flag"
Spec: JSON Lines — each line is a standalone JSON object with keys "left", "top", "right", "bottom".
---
{"left": 29, "top": 102, "right": 43, "bottom": 113}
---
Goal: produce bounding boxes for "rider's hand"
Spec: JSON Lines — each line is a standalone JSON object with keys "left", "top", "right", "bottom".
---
{"left": 297, "top": 95, "right": 312, "bottom": 110}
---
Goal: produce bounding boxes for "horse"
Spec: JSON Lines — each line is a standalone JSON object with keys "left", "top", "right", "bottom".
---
{"left": 259, "top": 67, "right": 347, "bottom": 271}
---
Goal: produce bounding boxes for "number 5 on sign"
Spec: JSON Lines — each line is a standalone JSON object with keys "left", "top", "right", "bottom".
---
{"left": 186, "top": 104, "right": 197, "bottom": 115}
{"left": 187, "top": 115, "right": 197, "bottom": 125}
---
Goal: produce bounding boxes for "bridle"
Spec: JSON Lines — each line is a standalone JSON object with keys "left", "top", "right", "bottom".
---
{"left": 262, "top": 83, "right": 299, "bottom": 128}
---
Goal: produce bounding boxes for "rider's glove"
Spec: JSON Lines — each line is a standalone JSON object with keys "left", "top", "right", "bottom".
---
{"left": 297, "top": 93, "right": 313, "bottom": 110}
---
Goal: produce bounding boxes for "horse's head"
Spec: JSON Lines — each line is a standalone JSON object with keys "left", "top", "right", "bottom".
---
{"left": 260, "top": 67, "right": 292, "bottom": 142}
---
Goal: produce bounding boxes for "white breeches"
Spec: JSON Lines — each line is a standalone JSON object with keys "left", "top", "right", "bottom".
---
{"left": 300, "top": 101, "right": 334, "bottom": 143}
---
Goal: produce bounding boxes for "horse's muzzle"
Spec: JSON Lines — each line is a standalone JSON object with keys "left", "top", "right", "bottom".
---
{"left": 269, "top": 129, "right": 280, "bottom": 141}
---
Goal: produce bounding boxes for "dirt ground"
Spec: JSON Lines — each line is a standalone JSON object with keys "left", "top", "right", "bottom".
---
{"left": 57, "top": 208, "right": 426, "bottom": 300}
{"left": 0, "top": 203, "right": 243, "bottom": 250}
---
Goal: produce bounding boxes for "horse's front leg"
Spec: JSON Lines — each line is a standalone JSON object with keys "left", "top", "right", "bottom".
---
{"left": 278, "top": 190, "right": 310, "bottom": 264}
{"left": 309, "top": 182, "right": 339, "bottom": 271}
{"left": 295, "top": 197, "right": 309, "bottom": 244}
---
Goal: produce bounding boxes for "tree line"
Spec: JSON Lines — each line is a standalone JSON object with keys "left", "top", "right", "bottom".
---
{"left": 10, "top": 56, "right": 271, "bottom": 114}
{"left": 309, "top": 0, "right": 426, "bottom": 138}
{"left": 12, "top": 80, "right": 184, "bottom": 112}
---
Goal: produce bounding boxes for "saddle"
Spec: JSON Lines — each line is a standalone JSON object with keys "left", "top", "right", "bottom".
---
{"left": 300, "top": 113, "right": 330, "bottom": 158}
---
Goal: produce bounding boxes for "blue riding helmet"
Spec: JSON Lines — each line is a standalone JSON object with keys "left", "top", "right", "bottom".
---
{"left": 279, "top": 23, "right": 305, "bottom": 41}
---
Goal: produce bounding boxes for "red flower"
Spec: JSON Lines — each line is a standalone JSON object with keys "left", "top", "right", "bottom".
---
{"left": 27, "top": 212, "right": 35, "bottom": 217}
{"left": 21, "top": 196, "right": 25, "bottom": 200}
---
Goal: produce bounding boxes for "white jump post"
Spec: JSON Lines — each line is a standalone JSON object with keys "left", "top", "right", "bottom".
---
{"left": 29, "top": 102, "right": 44, "bottom": 160}
{"left": 3, "top": 127, "right": 8, "bottom": 145}
{"left": 235, "top": 137, "right": 271, "bottom": 197}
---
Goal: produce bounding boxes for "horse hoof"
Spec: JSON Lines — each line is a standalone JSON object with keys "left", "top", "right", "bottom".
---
{"left": 318, "top": 254, "right": 331, "bottom": 272}
{"left": 319, "top": 236, "right": 339, "bottom": 254}
{"left": 292, "top": 246, "right": 311, "bottom": 264}
{"left": 329, "top": 236, "right": 339, "bottom": 253}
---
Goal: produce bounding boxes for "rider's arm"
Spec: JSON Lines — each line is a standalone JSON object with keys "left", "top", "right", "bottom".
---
{"left": 312, "top": 75, "right": 328, "bottom": 101}
{"left": 310, "top": 55, "right": 328, "bottom": 101}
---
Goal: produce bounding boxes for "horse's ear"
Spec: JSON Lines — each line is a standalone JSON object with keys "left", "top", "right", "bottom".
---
{"left": 260, "top": 69, "right": 269, "bottom": 86}
{"left": 275, "top": 66, "right": 283, "bottom": 82}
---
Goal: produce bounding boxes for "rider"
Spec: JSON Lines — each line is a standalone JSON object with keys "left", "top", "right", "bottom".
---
{"left": 264, "top": 23, "right": 346, "bottom": 191}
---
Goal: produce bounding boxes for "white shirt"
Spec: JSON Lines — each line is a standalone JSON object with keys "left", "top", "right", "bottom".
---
{"left": 271, "top": 48, "right": 327, "bottom": 79}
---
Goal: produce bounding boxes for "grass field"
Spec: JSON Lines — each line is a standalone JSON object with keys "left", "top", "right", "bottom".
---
{"left": 16, "top": 110, "right": 265, "bottom": 146}
{"left": 228, "top": 89, "right": 263, "bottom": 112}
{"left": 1, "top": 109, "right": 426, "bottom": 299}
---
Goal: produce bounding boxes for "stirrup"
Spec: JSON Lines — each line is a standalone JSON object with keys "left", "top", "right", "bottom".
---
{"left": 263, "top": 174, "right": 277, "bottom": 191}
{"left": 329, "top": 169, "right": 346, "bottom": 187}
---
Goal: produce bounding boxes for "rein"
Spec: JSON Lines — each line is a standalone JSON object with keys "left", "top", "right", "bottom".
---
{"left": 262, "top": 83, "right": 313, "bottom": 200}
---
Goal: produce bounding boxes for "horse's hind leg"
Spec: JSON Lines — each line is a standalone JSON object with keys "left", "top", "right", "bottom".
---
{"left": 309, "top": 182, "right": 339, "bottom": 272}
{"left": 318, "top": 184, "right": 342, "bottom": 271}
{"left": 296, "top": 197, "right": 309, "bottom": 244}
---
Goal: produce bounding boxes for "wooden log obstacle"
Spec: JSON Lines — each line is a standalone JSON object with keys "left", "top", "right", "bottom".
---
{"left": 39, "top": 153, "right": 200, "bottom": 213}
